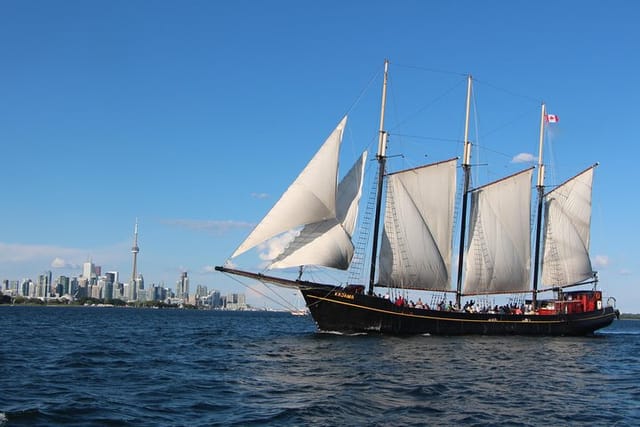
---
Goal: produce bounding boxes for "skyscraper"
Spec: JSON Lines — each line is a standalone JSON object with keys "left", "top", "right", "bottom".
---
{"left": 38, "top": 271, "right": 52, "bottom": 298}
{"left": 130, "top": 219, "right": 140, "bottom": 301}
{"left": 176, "top": 272, "right": 189, "bottom": 302}
{"left": 82, "top": 260, "right": 95, "bottom": 281}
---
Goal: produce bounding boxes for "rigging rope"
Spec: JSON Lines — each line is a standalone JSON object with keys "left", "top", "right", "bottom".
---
{"left": 343, "top": 64, "right": 382, "bottom": 118}
{"left": 221, "top": 271, "right": 296, "bottom": 311}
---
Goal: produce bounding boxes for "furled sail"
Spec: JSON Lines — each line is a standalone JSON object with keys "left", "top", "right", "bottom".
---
{"left": 378, "top": 159, "right": 457, "bottom": 290}
{"left": 269, "top": 151, "right": 367, "bottom": 270}
{"left": 541, "top": 165, "right": 596, "bottom": 287}
{"left": 231, "top": 117, "right": 347, "bottom": 259}
{"left": 463, "top": 168, "right": 534, "bottom": 294}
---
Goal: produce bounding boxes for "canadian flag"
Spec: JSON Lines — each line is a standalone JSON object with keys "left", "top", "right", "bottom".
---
{"left": 545, "top": 114, "right": 559, "bottom": 123}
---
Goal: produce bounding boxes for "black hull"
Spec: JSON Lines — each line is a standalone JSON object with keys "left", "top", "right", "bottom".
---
{"left": 301, "top": 285, "right": 617, "bottom": 336}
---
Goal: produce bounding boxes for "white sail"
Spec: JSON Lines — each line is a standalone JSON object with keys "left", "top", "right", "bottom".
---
{"left": 337, "top": 151, "right": 367, "bottom": 238}
{"left": 269, "top": 151, "right": 367, "bottom": 270}
{"left": 378, "top": 159, "right": 457, "bottom": 290}
{"left": 231, "top": 117, "right": 347, "bottom": 259}
{"left": 463, "top": 168, "right": 533, "bottom": 294}
{"left": 541, "top": 166, "right": 596, "bottom": 286}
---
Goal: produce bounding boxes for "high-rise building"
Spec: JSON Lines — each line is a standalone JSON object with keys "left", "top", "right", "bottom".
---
{"left": 70, "top": 277, "right": 79, "bottom": 297}
{"left": 76, "top": 278, "right": 88, "bottom": 299}
{"left": 82, "top": 261, "right": 94, "bottom": 280}
{"left": 225, "top": 293, "right": 247, "bottom": 310}
{"left": 176, "top": 272, "right": 189, "bottom": 302}
{"left": 38, "top": 271, "right": 52, "bottom": 298}
{"left": 99, "top": 275, "right": 113, "bottom": 302}
{"left": 20, "top": 279, "right": 29, "bottom": 297}
{"left": 210, "top": 290, "right": 222, "bottom": 308}
{"left": 57, "top": 276, "right": 70, "bottom": 296}
{"left": 105, "top": 271, "right": 119, "bottom": 300}
{"left": 27, "top": 280, "right": 36, "bottom": 298}
{"left": 104, "top": 272, "right": 116, "bottom": 286}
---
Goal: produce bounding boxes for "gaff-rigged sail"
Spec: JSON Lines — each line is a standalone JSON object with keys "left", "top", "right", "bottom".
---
{"left": 378, "top": 159, "right": 457, "bottom": 290}
{"left": 541, "top": 165, "right": 596, "bottom": 287}
{"left": 463, "top": 167, "right": 534, "bottom": 295}
{"left": 269, "top": 151, "right": 367, "bottom": 270}
{"left": 231, "top": 117, "right": 347, "bottom": 259}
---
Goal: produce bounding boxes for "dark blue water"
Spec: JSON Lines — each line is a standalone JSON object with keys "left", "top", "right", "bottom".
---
{"left": 1, "top": 306, "right": 638, "bottom": 426}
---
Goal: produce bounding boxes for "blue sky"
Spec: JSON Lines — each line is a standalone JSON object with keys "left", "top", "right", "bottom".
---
{"left": 1, "top": 1, "right": 638, "bottom": 312}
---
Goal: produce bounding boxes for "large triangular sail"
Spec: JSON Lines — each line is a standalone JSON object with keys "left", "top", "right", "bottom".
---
{"left": 231, "top": 117, "right": 347, "bottom": 259}
{"left": 463, "top": 167, "right": 534, "bottom": 295}
{"left": 541, "top": 165, "right": 596, "bottom": 287}
{"left": 378, "top": 158, "right": 457, "bottom": 290}
{"left": 269, "top": 151, "right": 367, "bottom": 270}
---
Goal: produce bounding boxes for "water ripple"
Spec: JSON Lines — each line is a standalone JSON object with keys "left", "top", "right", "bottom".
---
{"left": 0, "top": 307, "right": 638, "bottom": 426}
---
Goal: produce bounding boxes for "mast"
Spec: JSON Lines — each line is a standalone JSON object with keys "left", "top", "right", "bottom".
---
{"left": 368, "top": 59, "right": 390, "bottom": 296}
{"left": 455, "top": 75, "right": 473, "bottom": 308}
{"left": 531, "top": 103, "right": 546, "bottom": 310}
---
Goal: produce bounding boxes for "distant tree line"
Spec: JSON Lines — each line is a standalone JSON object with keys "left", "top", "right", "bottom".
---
{"left": 621, "top": 313, "right": 640, "bottom": 320}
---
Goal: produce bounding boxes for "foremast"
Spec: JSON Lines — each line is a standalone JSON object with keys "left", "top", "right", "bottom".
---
{"left": 531, "top": 103, "right": 547, "bottom": 310}
{"left": 455, "top": 75, "right": 473, "bottom": 308}
{"left": 368, "top": 59, "right": 390, "bottom": 296}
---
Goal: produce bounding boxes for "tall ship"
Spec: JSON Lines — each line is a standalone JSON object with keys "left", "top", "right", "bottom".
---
{"left": 216, "top": 61, "right": 619, "bottom": 335}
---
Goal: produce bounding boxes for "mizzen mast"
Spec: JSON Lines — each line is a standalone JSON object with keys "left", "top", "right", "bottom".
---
{"left": 455, "top": 75, "right": 473, "bottom": 308}
{"left": 368, "top": 59, "right": 390, "bottom": 296}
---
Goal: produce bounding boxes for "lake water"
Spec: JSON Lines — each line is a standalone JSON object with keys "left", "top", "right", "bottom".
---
{"left": 1, "top": 306, "right": 638, "bottom": 426}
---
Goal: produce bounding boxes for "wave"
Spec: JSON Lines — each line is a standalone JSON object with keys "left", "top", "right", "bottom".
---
{"left": 598, "top": 330, "right": 640, "bottom": 335}
{"left": 2, "top": 307, "right": 639, "bottom": 426}
{"left": 317, "top": 330, "right": 369, "bottom": 336}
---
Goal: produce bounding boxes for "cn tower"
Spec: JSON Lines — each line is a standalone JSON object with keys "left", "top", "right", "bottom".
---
{"left": 131, "top": 219, "right": 140, "bottom": 301}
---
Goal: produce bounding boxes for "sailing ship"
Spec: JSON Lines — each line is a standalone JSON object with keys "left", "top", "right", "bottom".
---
{"left": 217, "top": 60, "right": 619, "bottom": 335}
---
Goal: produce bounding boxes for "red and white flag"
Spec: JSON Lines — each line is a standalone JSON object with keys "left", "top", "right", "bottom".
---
{"left": 545, "top": 114, "right": 559, "bottom": 123}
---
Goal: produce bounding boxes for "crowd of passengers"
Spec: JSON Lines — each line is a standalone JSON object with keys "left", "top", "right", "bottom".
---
{"left": 382, "top": 293, "right": 526, "bottom": 314}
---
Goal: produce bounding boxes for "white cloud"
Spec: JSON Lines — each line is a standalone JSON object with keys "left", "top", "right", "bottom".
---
{"left": 162, "top": 219, "right": 254, "bottom": 235}
{"left": 0, "top": 240, "right": 131, "bottom": 279}
{"left": 593, "top": 255, "right": 610, "bottom": 268}
{"left": 51, "top": 257, "right": 80, "bottom": 269}
{"left": 511, "top": 152, "right": 537, "bottom": 163}
{"left": 209, "top": 260, "right": 237, "bottom": 271}
{"left": 619, "top": 269, "right": 632, "bottom": 276}
{"left": 52, "top": 257, "right": 67, "bottom": 268}
{"left": 251, "top": 192, "right": 269, "bottom": 199}
{"left": 0, "top": 242, "right": 79, "bottom": 263}
{"left": 257, "top": 230, "right": 298, "bottom": 261}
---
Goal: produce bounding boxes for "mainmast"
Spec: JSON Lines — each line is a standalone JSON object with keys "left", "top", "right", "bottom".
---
{"left": 531, "top": 103, "right": 547, "bottom": 310}
{"left": 368, "top": 59, "right": 390, "bottom": 296}
{"left": 455, "top": 75, "right": 473, "bottom": 308}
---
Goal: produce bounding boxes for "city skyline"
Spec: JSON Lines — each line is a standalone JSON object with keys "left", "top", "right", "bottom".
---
{"left": 1, "top": 261, "right": 250, "bottom": 311}
{"left": 0, "top": 217, "right": 269, "bottom": 309}
{"left": 0, "top": 219, "right": 252, "bottom": 309}
{"left": 1, "top": 2, "right": 639, "bottom": 312}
